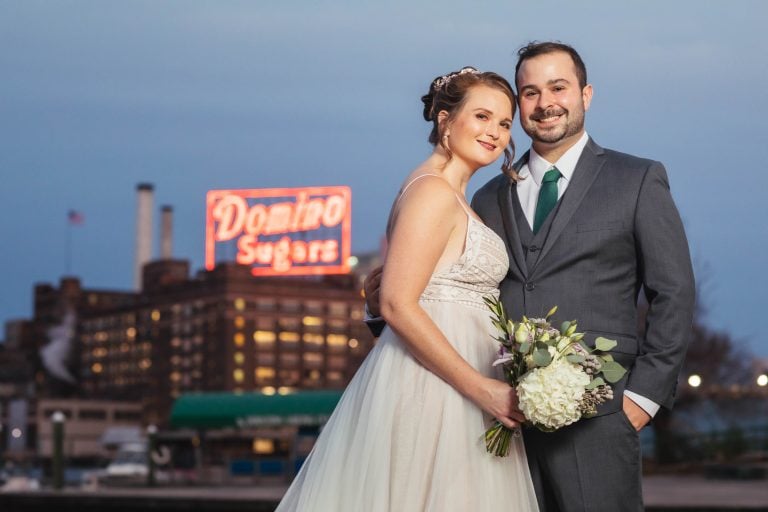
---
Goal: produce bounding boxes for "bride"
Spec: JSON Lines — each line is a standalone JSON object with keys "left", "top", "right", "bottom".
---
{"left": 275, "top": 67, "right": 538, "bottom": 512}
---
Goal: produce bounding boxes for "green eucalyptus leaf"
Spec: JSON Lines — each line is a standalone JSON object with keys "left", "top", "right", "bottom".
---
{"left": 601, "top": 354, "right": 614, "bottom": 362}
{"left": 560, "top": 321, "right": 571, "bottom": 335}
{"left": 586, "top": 377, "right": 606, "bottom": 390}
{"left": 532, "top": 348, "right": 552, "bottom": 367}
{"left": 518, "top": 341, "right": 531, "bottom": 354}
{"left": 566, "top": 354, "right": 586, "bottom": 364}
{"left": 595, "top": 337, "right": 617, "bottom": 352}
{"left": 601, "top": 361, "right": 627, "bottom": 383}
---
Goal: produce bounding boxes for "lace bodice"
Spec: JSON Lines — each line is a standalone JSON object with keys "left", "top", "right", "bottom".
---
{"left": 420, "top": 215, "right": 509, "bottom": 311}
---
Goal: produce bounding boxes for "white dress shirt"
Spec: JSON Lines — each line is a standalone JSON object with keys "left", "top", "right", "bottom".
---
{"left": 518, "top": 131, "right": 659, "bottom": 418}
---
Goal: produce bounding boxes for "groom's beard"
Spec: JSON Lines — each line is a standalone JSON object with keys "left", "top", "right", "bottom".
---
{"left": 522, "top": 105, "right": 585, "bottom": 145}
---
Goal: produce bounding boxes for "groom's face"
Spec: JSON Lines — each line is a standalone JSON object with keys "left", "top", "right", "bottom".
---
{"left": 516, "top": 51, "right": 593, "bottom": 150}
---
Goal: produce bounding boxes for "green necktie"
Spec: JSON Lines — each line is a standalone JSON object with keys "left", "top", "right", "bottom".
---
{"left": 533, "top": 167, "right": 562, "bottom": 234}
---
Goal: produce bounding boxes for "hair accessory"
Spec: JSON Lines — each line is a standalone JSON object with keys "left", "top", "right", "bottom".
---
{"left": 433, "top": 66, "right": 480, "bottom": 91}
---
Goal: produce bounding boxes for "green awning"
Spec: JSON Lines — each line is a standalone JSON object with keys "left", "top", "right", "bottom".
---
{"left": 170, "top": 390, "right": 343, "bottom": 429}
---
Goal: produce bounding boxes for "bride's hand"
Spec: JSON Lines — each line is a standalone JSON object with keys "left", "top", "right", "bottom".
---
{"left": 473, "top": 378, "right": 525, "bottom": 429}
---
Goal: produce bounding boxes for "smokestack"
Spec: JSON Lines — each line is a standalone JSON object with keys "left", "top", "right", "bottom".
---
{"left": 134, "top": 183, "right": 154, "bottom": 290}
{"left": 160, "top": 205, "right": 173, "bottom": 259}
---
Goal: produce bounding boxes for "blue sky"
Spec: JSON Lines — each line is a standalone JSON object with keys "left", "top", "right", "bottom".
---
{"left": 1, "top": 1, "right": 767, "bottom": 356}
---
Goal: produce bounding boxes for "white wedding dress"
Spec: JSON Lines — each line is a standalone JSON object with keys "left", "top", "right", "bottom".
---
{"left": 276, "top": 178, "right": 539, "bottom": 512}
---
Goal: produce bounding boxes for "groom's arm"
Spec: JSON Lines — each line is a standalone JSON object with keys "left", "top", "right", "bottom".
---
{"left": 628, "top": 162, "right": 696, "bottom": 410}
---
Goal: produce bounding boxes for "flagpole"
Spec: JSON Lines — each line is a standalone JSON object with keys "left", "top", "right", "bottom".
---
{"left": 65, "top": 217, "right": 72, "bottom": 275}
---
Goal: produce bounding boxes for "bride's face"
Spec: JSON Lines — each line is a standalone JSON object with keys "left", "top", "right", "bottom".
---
{"left": 443, "top": 85, "right": 513, "bottom": 170}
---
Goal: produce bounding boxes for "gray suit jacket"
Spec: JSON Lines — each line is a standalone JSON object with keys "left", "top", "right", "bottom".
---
{"left": 471, "top": 138, "right": 695, "bottom": 414}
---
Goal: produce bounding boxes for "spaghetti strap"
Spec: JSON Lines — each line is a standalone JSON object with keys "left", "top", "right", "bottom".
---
{"left": 387, "top": 173, "right": 477, "bottom": 238}
{"left": 396, "top": 173, "right": 442, "bottom": 205}
{"left": 397, "top": 173, "right": 472, "bottom": 215}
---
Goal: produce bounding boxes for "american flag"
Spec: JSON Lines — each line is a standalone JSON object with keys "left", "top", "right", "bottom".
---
{"left": 68, "top": 210, "right": 84, "bottom": 225}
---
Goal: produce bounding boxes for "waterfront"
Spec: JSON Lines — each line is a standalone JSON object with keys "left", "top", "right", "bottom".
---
{"left": 1, "top": 474, "right": 768, "bottom": 511}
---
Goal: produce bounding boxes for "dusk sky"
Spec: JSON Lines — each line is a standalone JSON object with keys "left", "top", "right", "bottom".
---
{"left": 2, "top": 1, "right": 767, "bottom": 357}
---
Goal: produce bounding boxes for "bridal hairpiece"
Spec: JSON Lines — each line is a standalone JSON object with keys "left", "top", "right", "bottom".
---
{"left": 433, "top": 66, "right": 480, "bottom": 90}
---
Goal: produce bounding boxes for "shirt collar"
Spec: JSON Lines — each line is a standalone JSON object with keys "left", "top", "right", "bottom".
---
{"left": 526, "top": 131, "right": 589, "bottom": 185}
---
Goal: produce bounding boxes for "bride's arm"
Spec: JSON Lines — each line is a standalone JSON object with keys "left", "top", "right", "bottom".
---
{"left": 380, "top": 178, "right": 523, "bottom": 428}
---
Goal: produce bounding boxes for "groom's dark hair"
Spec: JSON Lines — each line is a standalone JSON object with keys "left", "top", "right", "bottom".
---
{"left": 514, "top": 41, "right": 588, "bottom": 90}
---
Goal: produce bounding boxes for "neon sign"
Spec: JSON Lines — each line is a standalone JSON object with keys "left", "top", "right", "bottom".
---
{"left": 205, "top": 186, "right": 351, "bottom": 276}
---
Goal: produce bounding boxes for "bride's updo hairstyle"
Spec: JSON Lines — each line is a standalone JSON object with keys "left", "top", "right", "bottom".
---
{"left": 421, "top": 67, "right": 519, "bottom": 181}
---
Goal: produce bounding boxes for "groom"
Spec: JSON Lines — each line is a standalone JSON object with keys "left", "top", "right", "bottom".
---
{"left": 468, "top": 41, "right": 695, "bottom": 511}
{"left": 366, "top": 41, "right": 695, "bottom": 511}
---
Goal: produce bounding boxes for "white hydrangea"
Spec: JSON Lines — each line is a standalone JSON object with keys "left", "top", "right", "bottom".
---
{"left": 518, "top": 357, "right": 590, "bottom": 430}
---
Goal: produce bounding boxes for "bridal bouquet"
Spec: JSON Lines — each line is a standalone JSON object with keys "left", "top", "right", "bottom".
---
{"left": 483, "top": 297, "right": 627, "bottom": 457}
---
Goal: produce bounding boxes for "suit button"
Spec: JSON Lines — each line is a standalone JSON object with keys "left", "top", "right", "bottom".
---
{"left": 528, "top": 245, "right": 539, "bottom": 252}
{"left": 525, "top": 282, "right": 535, "bottom": 291}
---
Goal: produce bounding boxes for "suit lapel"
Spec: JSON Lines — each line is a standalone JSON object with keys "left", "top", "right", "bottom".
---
{"left": 535, "top": 138, "right": 606, "bottom": 266}
{"left": 497, "top": 152, "right": 529, "bottom": 279}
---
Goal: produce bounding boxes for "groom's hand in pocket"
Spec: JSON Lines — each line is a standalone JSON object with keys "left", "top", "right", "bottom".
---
{"left": 622, "top": 395, "right": 651, "bottom": 431}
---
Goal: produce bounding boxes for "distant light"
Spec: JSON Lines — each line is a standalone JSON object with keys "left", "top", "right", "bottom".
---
{"left": 262, "top": 386, "right": 276, "bottom": 396}
{"left": 348, "top": 256, "right": 359, "bottom": 267}
{"left": 11, "top": 428, "right": 22, "bottom": 439}
{"left": 348, "top": 338, "right": 359, "bottom": 349}
{"left": 757, "top": 374, "right": 768, "bottom": 387}
{"left": 688, "top": 374, "right": 702, "bottom": 388}
{"left": 277, "top": 386, "right": 292, "bottom": 395}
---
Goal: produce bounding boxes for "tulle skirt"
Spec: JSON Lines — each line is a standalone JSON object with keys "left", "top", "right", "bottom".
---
{"left": 275, "top": 300, "right": 539, "bottom": 511}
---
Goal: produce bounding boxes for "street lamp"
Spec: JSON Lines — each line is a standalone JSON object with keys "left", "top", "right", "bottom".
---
{"left": 757, "top": 374, "right": 768, "bottom": 387}
{"left": 51, "top": 411, "right": 65, "bottom": 491}
{"left": 688, "top": 374, "right": 702, "bottom": 388}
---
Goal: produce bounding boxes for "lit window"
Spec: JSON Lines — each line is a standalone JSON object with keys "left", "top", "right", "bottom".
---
{"left": 151, "top": 309, "right": 161, "bottom": 322}
{"left": 253, "top": 438, "right": 274, "bottom": 454}
{"left": 170, "top": 372, "right": 182, "bottom": 382}
{"left": 279, "top": 332, "right": 300, "bottom": 343}
{"left": 327, "top": 334, "right": 348, "bottom": 346}
{"left": 253, "top": 331, "right": 276, "bottom": 343}
{"left": 255, "top": 367, "right": 276, "bottom": 379}
{"left": 233, "top": 369, "right": 245, "bottom": 382}
{"left": 234, "top": 316, "right": 245, "bottom": 328}
{"left": 126, "top": 327, "right": 137, "bottom": 339}
{"left": 302, "top": 316, "right": 324, "bottom": 327}
{"left": 234, "top": 298, "right": 246, "bottom": 311}
{"left": 91, "top": 363, "right": 103, "bottom": 374}
{"left": 139, "top": 359, "right": 151, "bottom": 370}
{"left": 234, "top": 333, "right": 245, "bottom": 346}
{"left": 234, "top": 352, "right": 245, "bottom": 365}
{"left": 303, "top": 353, "right": 323, "bottom": 364}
